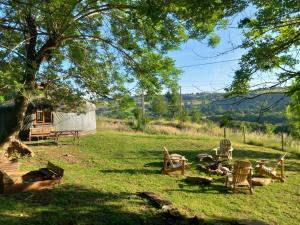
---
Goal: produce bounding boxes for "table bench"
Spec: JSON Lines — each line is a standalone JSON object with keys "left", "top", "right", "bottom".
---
{"left": 51, "top": 130, "right": 81, "bottom": 144}
{"left": 29, "top": 126, "right": 55, "bottom": 142}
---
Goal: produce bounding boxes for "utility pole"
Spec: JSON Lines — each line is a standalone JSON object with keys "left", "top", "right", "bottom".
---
{"left": 141, "top": 88, "right": 145, "bottom": 131}
{"left": 179, "top": 86, "right": 183, "bottom": 122}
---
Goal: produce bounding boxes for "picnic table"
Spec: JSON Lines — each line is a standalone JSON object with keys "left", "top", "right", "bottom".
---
{"left": 51, "top": 130, "right": 81, "bottom": 144}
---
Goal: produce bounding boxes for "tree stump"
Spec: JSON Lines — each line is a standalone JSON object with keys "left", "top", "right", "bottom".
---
{"left": 1, "top": 138, "right": 33, "bottom": 158}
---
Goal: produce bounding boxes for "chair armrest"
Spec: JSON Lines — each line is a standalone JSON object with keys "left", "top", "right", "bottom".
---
{"left": 169, "top": 156, "right": 185, "bottom": 160}
{"left": 212, "top": 147, "right": 219, "bottom": 153}
{"left": 260, "top": 159, "right": 270, "bottom": 162}
{"left": 228, "top": 147, "right": 233, "bottom": 152}
{"left": 256, "top": 159, "right": 275, "bottom": 165}
{"left": 170, "top": 157, "right": 188, "bottom": 162}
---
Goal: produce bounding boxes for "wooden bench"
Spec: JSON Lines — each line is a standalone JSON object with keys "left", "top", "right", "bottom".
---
{"left": 29, "top": 126, "right": 55, "bottom": 141}
{"left": 0, "top": 160, "right": 21, "bottom": 174}
{"left": 0, "top": 160, "right": 64, "bottom": 194}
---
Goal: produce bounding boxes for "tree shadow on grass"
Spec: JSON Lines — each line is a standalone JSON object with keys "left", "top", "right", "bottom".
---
{"left": 140, "top": 148, "right": 299, "bottom": 166}
{"left": 99, "top": 168, "right": 161, "bottom": 175}
{"left": 165, "top": 177, "right": 231, "bottom": 195}
{"left": 233, "top": 149, "right": 285, "bottom": 160}
{"left": 0, "top": 185, "right": 174, "bottom": 225}
{"left": 144, "top": 161, "right": 163, "bottom": 168}
{"left": 205, "top": 217, "right": 270, "bottom": 225}
{"left": 26, "top": 141, "right": 57, "bottom": 146}
{"left": 0, "top": 184, "right": 273, "bottom": 225}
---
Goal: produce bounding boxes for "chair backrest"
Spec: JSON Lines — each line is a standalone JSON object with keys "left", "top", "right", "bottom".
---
{"left": 272, "top": 153, "right": 287, "bottom": 171}
{"left": 233, "top": 160, "right": 252, "bottom": 184}
{"left": 163, "top": 146, "right": 174, "bottom": 167}
{"left": 47, "top": 161, "right": 64, "bottom": 177}
{"left": 219, "top": 139, "right": 232, "bottom": 155}
{"left": 278, "top": 153, "right": 287, "bottom": 162}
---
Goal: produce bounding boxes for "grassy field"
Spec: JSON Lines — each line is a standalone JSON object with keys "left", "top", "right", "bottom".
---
{"left": 0, "top": 120, "right": 299, "bottom": 225}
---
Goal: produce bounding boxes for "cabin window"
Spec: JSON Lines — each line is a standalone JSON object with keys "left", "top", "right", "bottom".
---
{"left": 36, "top": 110, "right": 43, "bottom": 123}
{"left": 35, "top": 109, "right": 53, "bottom": 124}
{"left": 44, "top": 109, "right": 52, "bottom": 123}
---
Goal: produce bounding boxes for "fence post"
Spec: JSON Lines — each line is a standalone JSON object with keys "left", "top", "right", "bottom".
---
{"left": 224, "top": 127, "right": 226, "bottom": 138}
{"left": 243, "top": 126, "right": 246, "bottom": 143}
{"left": 281, "top": 131, "right": 284, "bottom": 151}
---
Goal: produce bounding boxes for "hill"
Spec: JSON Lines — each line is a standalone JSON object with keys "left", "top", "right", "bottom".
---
{"left": 97, "top": 91, "right": 291, "bottom": 133}
{"left": 183, "top": 92, "right": 290, "bottom": 129}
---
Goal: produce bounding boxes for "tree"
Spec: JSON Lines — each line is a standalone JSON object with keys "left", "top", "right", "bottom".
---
{"left": 165, "top": 89, "right": 180, "bottom": 119}
{"left": 0, "top": 0, "right": 247, "bottom": 144}
{"left": 190, "top": 107, "right": 202, "bottom": 123}
{"left": 219, "top": 111, "right": 233, "bottom": 128}
{"left": 286, "top": 82, "right": 300, "bottom": 138}
{"left": 264, "top": 123, "right": 276, "bottom": 136}
{"left": 150, "top": 95, "right": 167, "bottom": 118}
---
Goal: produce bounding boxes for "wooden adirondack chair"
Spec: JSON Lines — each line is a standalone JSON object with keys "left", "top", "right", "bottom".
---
{"left": 225, "top": 160, "right": 253, "bottom": 194}
{"left": 212, "top": 139, "right": 233, "bottom": 160}
{"left": 256, "top": 153, "right": 287, "bottom": 182}
{"left": 162, "top": 147, "right": 187, "bottom": 175}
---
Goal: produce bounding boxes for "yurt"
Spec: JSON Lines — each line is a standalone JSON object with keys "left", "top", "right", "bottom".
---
{"left": 0, "top": 100, "right": 96, "bottom": 140}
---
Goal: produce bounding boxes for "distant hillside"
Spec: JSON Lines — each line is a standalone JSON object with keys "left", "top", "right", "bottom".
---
{"left": 183, "top": 92, "right": 290, "bottom": 126}
{"left": 96, "top": 91, "right": 291, "bottom": 132}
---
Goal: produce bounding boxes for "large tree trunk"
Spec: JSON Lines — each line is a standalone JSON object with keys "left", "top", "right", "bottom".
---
{"left": 0, "top": 94, "right": 32, "bottom": 158}
{"left": 0, "top": 14, "right": 39, "bottom": 148}
{"left": 0, "top": 95, "right": 29, "bottom": 141}
{"left": 1, "top": 13, "right": 57, "bottom": 155}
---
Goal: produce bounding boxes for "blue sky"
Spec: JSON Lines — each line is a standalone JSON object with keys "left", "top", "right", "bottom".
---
{"left": 167, "top": 7, "right": 277, "bottom": 94}
{"left": 168, "top": 28, "right": 245, "bottom": 94}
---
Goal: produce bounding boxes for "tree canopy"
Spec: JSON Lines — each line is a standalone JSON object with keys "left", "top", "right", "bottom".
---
{"left": 226, "top": 0, "right": 300, "bottom": 135}
{"left": 0, "top": 0, "right": 247, "bottom": 141}
{"left": 227, "top": 0, "right": 300, "bottom": 96}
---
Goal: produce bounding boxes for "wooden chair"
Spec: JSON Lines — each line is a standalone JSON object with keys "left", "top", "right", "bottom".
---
{"left": 225, "top": 160, "right": 253, "bottom": 194}
{"left": 212, "top": 139, "right": 233, "bottom": 160}
{"left": 162, "top": 147, "right": 187, "bottom": 175}
{"left": 256, "top": 153, "right": 287, "bottom": 182}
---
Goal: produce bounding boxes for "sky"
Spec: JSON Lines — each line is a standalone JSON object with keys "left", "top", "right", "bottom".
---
{"left": 168, "top": 28, "right": 245, "bottom": 94}
{"left": 166, "top": 6, "right": 278, "bottom": 94}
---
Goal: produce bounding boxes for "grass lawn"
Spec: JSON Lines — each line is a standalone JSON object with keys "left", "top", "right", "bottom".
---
{"left": 0, "top": 125, "right": 299, "bottom": 225}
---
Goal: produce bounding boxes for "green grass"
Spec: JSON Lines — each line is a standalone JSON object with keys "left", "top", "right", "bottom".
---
{"left": 0, "top": 124, "right": 300, "bottom": 225}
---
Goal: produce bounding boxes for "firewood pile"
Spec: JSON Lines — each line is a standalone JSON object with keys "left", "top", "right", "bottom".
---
{"left": 196, "top": 154, "right": 232, "bottom": 176}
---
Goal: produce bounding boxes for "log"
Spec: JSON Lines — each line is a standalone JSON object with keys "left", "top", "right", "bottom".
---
{"left": 186, "top": 176, "right": 213, "bottom": 185}
{"left": 251, "top": 178, "right": 273, "bottom": 186}
{"left": 138, "top": 192, "right": 204, "bottom": 224}
{"left": 138, "top": 192, "right": 173, "bottom": 209}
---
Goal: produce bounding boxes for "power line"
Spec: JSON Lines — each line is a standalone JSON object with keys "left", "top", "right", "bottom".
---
{"left": 178, "top": 58, "right": 241, "bottom": 68}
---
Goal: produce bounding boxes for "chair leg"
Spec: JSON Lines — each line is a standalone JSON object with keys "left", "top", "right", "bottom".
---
{"left": 281, "top": 161, "right": 285, "bottom": 182}
{"left": 249, "top": 186, "right": 253, "bottom": 195}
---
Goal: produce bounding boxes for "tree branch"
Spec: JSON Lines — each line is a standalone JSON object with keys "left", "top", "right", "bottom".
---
{"left": 74, "top": 3, "right": 134, "bottom": 21}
